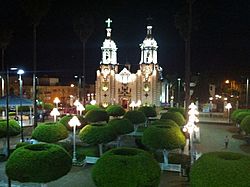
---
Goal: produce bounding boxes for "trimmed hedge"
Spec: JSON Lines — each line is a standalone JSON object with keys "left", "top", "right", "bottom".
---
{"left": 240, "top": 115, "right": 250, "bottom": 134}
{"left": 235, "top": 111, "right": 250, "bottom": 124}
{"left": 190, "top": 152, "right": 250, "bottom": 187}
{"left": 160, "top": 112, "right": 186, "bottom": 126}
{"left": 85, "top": 104, "right": 100, "bottom": 112}
{"left": 106, "top": 104, "right": 125, "bottom": 117}
{"left": 231, "top": 109, "right": 250, "bottom": 123}
{"left": 6, "top": 144, "right": 72, "bottom": 183}
{"left": 108, "top": 118, "right": 134, "bottom": 135}
{"left": 123, "top": 110, "right": 146, "bottom": 124}
{"left": 79, "top": 124, "right": 116, "bottom": 145}
{"left": 0, "top": 119, "right": 21, "bottom": 138}
{"left": 167, "top": 107, "right": 185, "bottom": 118}
{"left": 142, "top": 122, "right": 185, "bottom": 150}
{"left": 92, "top": 147, "right": 161, "bottom": 187}
{"left": 59, "top": 115, "right": 86, "bottom": 130}
{"left": 32, "top": 122, "right": 68, "bottom": 143}
{"left": 151, "top": 119, "right": 179, "bottom": 127}
{"left": 138, "top": 106, "right": 157, "bottom": 118}
{"left": 85, "top": 109, "right": 109, "bottom": 123}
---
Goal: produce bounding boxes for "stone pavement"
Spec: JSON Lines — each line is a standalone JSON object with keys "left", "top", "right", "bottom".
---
{"left": 1, "top": 115, "right": 249, "bottom": 187}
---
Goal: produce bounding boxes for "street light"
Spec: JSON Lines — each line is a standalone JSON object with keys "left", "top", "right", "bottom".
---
{"left": 53, "top": 97, "right": 60, "bottom": 108}
{"left": 225, "top": 103, "right": 232, "bottom": 124}
{"left": 177, "top": 78, "right": 181, "bottom": 108}
{"left": 183, "top": 103, "right": 199, "bottom": 164}
{"left": 68, "top": 116, "right": 81, "bottom": 163}
{"left": 50, "top": 108, "right": 60, "bottom": 122}
{"left": 17, "top": 69, "right": 25, "bottom": 142}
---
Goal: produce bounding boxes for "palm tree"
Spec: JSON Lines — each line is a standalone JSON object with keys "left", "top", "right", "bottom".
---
{"left": 0, "top": 24, "right": 13, "bottom": 96}
{"left": 73, "top": 12, "right": 95, "bottom": 103}
{"left": 22, "top": 0, "right": 49, "bottom": 127}
{"left": 175, "top": 0, "right": 196, "bottom": 117}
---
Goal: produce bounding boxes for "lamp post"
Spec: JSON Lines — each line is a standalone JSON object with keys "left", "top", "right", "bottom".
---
{"left": 225, "top": 103, "right": 232, "bottom": 124}
{"left": 177, "top": 78, "right": 181, "bottom": 108}
{"left": 53, "top": 97, "right": 60, "bottom": 108}
{"left": 183, "top": 103, "right": 199, "bottom": 164}
{"left": 68, "top": 116, "right": 81, "bottom": 163}
{"left": 17, "top": 69, "right": 25, "bottom": 142}
{"left": 246, "top": 77, "right": 249, "bottom": 108}
{"left": 50, "top": 108, "right": 60, "bottom": 122}
{"left": 76, "top": 103, "right": 85, "bottom": 116}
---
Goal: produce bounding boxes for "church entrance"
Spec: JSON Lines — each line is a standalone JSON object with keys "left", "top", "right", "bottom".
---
{"left": 120, "top": 97, "right": 129, "bottom": 109}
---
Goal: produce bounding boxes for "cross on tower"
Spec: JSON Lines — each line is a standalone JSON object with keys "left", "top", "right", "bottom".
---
{"left": 105, "top": 18, "right": 112, "bottom": 28}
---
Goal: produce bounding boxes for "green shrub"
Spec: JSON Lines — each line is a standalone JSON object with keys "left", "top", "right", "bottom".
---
{"left": 160, "top": 112, "right": 186, "bottom": 126}
{"left": 32, "top": 122, "right": 68, "bottom": 143}
{"left": 43, "top": 103, "right": 54, "bottom": 110}
{"left": 59, "top": 115, "right": 86, "bottom": 130}
{"left": 142, "top": 122, "right": 185, "bottom": 150}
{"left": 0, "top": 119, "right": 21, "bottom": 138}
{"left": 79, "top": 124, "right": 116, "bottom": 145}
{"left": 138, "top": 106, "right": 157, "bottom": 118}
{"left": 106, "top": 104, "right": 125, "bottom": 117}
{"left": 108, "top": 118, "right": 134, "bottom": 135}
{"left": 123, "top": 110, "right": 146, "bottom": 124}
{"left": 85, "top": 109, "right": 109, "bottom": 123}
{"left": 6, "top": 143, "right": 72, "bottom": 183}
{"left": 240, "top": 115, "right": 250, "bottom": 134}
{"left": 190, "top": 152, "right": 250, "bottom": 187}
{"left": 85, "top": 104, "right": 100, "bottom": 112}
{"left": 15, "top": 142, "right": 30, "bottom": 149}
{"left": 92, "top": 147, "right": 161, "bottom": 187}
{"left": 167, "top": 107, "right": 185, "bottom": 118}
{"left": 151, "top": 119, "right": 179, "bottom": 127}
{"left": 231, "top": 109, "right": 250, "bottom": 123}
{"left": 235, "top": 111, "right": 250, "bottom": 124}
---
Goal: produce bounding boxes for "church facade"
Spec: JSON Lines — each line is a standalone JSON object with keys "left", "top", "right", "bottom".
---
{"left": 95, "top": 19, "right": 165, "bottom": 108}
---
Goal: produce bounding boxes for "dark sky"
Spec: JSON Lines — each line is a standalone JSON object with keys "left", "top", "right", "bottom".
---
{"left": 1, "top": 0, "right": 250, "bottom": 84}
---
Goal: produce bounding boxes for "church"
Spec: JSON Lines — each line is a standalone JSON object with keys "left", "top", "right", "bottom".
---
{"left": 95, "top": 18, "right": 167, "bottom": 108}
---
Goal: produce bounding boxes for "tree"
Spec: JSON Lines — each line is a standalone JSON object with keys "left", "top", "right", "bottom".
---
{"left": 123, "top": 110, "right": 147, "bottom": 132}
{"left": 22, "top": 0, "right": 49, "bottom": 128}
{"left": 85, "top": 109, "right": 109, "bottom": 123}
{"left": 92, "top": 147, "right": 161, "bottom": 187}
{"left": 73, "top": 8, "right": 95, "bottom": 102}
{"left": 142, "top": 120, "right": 185, "bottom": 166}
{"left": 106, "top": 104, "right": 125, "bottom": 118}
{"left": 79, "top": 124, "right": 116, "bottom": 156}
{"left": 6, "top": 144, "right": 72, "bottom": 185}
{"left": 0, "top": 119, "right": 20, "bottom": 156}
{"left": 160, "top": 111, "right": 186, "bottom": 126}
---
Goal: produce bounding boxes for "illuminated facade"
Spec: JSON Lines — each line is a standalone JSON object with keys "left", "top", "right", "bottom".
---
{"left": 95, "top": 19, "right": 164, "bottom": 108}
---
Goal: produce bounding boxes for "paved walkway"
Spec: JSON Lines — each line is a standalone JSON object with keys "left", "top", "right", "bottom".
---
{"left": 1, "top": 116, "right": 249, "bottom": 187}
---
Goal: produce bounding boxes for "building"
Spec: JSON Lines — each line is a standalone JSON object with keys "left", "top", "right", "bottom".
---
{"left": 95, "top": 19, "right": 165, "bottom": 108}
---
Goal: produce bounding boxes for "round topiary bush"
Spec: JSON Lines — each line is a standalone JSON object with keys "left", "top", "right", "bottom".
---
{"left": 108, "top": 118, "right": 134, "bottom": 135}
{"left": 167, "top": 107, "right": 185, "bottom": 118}
{"left": 231, "top": 109, "right": 250, "bottom": 123}
{"left": 6, "top": 143, "right": 72, "bottom": 183}
{"left": 106, "top": 104, "right": 125, "bottom": 118}
{"left": 85, "top": 109, "right": 109, "bottom": 123}
{"left": 190, "top": 152, "right": 250, "bottom": 187}
{"left": 235, "top": 111, "right": 250, "bottom": 124}
{"left": 142, "top": 122, "right": 185, "bottom": 150}
{"left": 151, "top": 119, "right": 179, "bottom": 127}
{"left": 123, "top": 110, "right": 147, "bottom": 124}
{"left": 0, "top": 119, "right": 21, "bottom": 138}
{"left": 79, "top": 124, "right": 116, "bottom": 145}
{"left": 31, "top": 122, "right": 68, "bottom": 143}
{"left": 85, "top": 104, "right": 100, "bottom": 113}
{"left": 160, "top": 112, "right": 186, "bottom": 126}
{"left": 240, "top": 115, "right": 250, "bottom": 135}
{"left": 138, "top": 106, "right": 157, "bottom": 118}
{"left": 59, "top": 115, "right": 86, "bottom": 130}
{"left": 92, "top": 147, "right": 161, "bottom": 187}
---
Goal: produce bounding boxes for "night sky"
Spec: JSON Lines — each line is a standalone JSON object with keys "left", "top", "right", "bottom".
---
{"left": 1, "top": 0, "right": 250, "bottom": 84}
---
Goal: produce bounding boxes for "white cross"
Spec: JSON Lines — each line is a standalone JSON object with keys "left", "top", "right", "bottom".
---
{"left": 105, "top": 18, "right": 112, "bottom": 28}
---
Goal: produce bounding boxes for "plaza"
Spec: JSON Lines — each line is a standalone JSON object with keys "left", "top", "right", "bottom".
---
{"left": 0, "top": 114, "right": 249, "bottom": 187}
